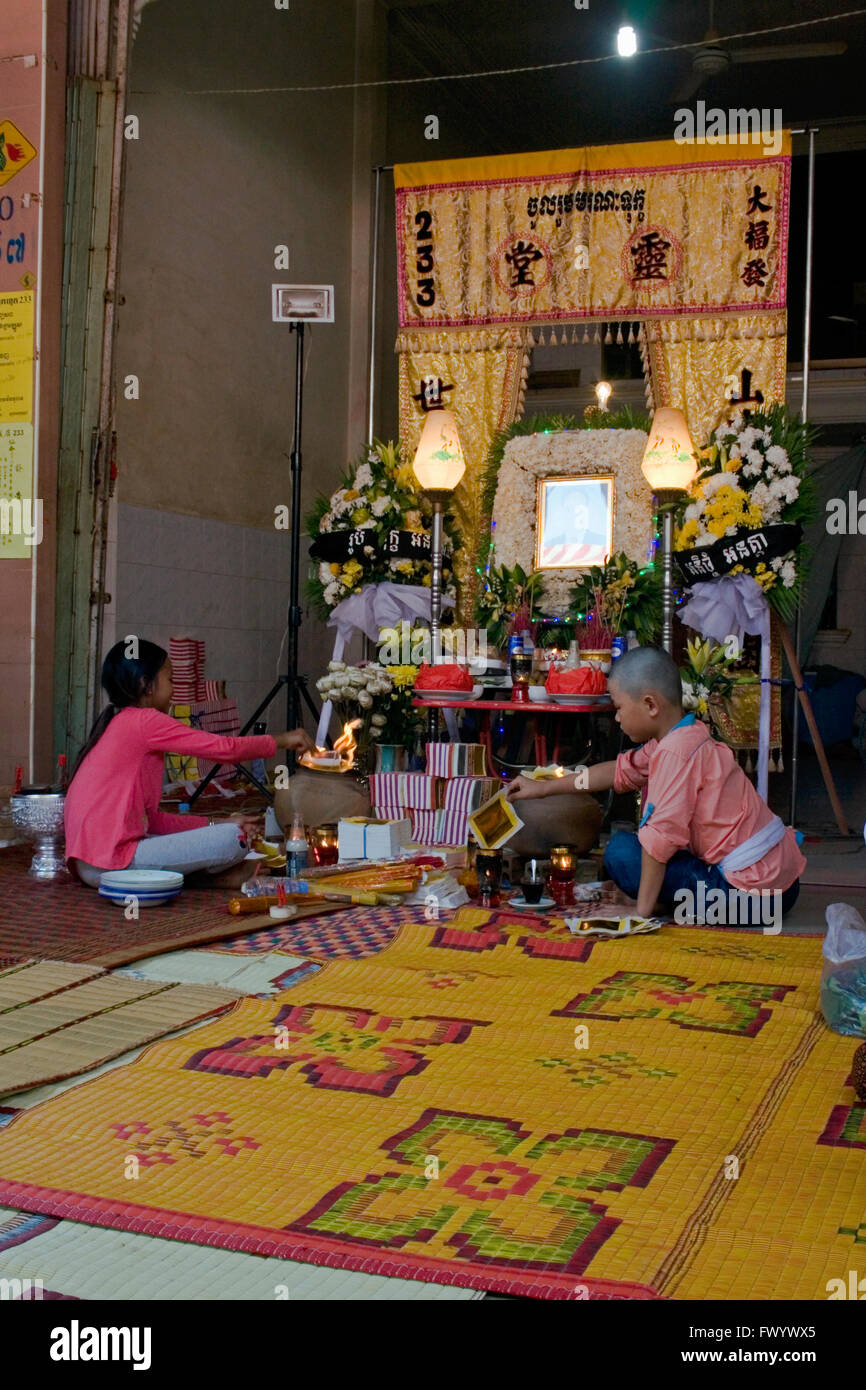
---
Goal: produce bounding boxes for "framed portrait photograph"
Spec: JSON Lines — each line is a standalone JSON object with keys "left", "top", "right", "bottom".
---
{"left": 534, "top": 475, "right": 614, "bottom": 570}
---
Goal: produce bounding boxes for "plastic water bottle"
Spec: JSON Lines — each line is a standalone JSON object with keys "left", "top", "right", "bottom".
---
{"left": 286, "top": 812, "right": 308, "bottom": 876}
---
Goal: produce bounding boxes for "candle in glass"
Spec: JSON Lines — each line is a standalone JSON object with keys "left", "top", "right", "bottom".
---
{"left": 510, "top": 651, "right": 533, "bottom": 704}
{"left": 549, "top": 844, "right": 577, "bottom": 906}
{"left": 475, "top": 849, "right": 503, "bottom": 907}
{"left": 309, "top": 823, "right": 339, "bottom": 867}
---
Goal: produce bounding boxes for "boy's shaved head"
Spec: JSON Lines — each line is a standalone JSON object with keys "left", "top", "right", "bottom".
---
{"left": 607, "top": 646, "right": 682, "bottom": 706}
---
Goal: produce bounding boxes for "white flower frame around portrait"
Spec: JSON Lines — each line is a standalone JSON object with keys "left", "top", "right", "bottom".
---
{"left": 490, "top": 429, "right": 654, "bottom": 614}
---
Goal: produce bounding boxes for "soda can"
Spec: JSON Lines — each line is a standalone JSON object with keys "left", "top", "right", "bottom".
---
{"left": 610, "top": 636, "right": 627, "bottom": 662}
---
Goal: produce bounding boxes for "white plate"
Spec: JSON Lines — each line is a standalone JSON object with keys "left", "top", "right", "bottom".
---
{"left": 98, "top": 868, "right": 184, "bottom": 908}
{"left": 416, "top": 688, "right": 481, "bottom": 701}
{"left": 548, "top": 693, "right": 610, "bottom": 705}
{"left": 99, "top": 870, "right": 184, "bottom": 890}
{"left": 509, "top": 894, "right": 556, "bottom": 911}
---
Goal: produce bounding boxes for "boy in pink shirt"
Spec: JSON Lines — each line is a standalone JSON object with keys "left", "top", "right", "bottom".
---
{"left": 508, "top": 646, "right": 804, "bottom": 926}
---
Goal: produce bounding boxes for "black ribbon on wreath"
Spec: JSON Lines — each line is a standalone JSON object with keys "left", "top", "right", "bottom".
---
{"left": 675, "top": 523, "right": 802, "bottom": 585}
{"left": 310, "top": 528, "right": 434, "bottom": 564}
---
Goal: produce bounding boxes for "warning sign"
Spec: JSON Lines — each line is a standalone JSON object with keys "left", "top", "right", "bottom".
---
{"left": 0, "top": 120, "right": 37, "bottom": 187}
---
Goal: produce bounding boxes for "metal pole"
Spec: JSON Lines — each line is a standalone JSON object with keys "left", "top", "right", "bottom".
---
{"left": 789, "top": 126, "right": 817, "bottom": 826}
{"left": 367, "top": 166, "right": 383, "bottom": 446}
{"left": 660, "top": 504, "right": 674, "bottom": 654}
{"left": 287, "top": 321, "right": 305, "bottom": 736}
{"left": 428, "top": 498, "right": 443, "bottom": 741}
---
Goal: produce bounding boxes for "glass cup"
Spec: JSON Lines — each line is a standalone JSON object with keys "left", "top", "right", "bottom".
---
{"left": 309, "top": 823, "right": 339, "bottom": 867}
{"left": 549, "top": 844, "right": 577, "bottom": 907}
{"left": 475, "top": 848, "right": 503, "bottom": 908}
{"left": 521, "top": 856, "right": 544, "bottom": 903}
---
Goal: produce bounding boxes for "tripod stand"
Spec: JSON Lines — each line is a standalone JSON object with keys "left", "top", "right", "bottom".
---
{"left": 189, "top": 321, "right": 319, "bottom": 805}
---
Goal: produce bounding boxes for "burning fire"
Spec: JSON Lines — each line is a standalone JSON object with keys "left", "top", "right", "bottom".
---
{"left": 300, "top": 718, "right": 361, "bottom": 773}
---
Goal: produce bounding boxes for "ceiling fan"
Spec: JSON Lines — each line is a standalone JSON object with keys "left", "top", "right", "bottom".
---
{"left": 672, "top": 0, "right": 847, "bottom": 103}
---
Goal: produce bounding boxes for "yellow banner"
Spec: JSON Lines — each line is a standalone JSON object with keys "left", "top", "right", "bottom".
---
{"left": 395, "top": 137, "right": 790, "bottom": 330}
{"left": 0, "top": 291, "right": 34, "bottom": 422}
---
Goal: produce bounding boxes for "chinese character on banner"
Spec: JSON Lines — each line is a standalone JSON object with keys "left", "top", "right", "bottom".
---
{"left": 741, "top": 259, "right": 768, "bottom": 288}
{"left": 747, "top": 184, "right": 772, "bottom": 215}
{"left": 630, "top": 229, "right": 671, "bottom": 281}
{"left": 726, "top": 368, "right": 764, "bottom": 417}
{"left": 745, "top": 220, "right": 770, "bottom": 251}
{"left": 504, "top": 239, "right": 543, "bottom": 288}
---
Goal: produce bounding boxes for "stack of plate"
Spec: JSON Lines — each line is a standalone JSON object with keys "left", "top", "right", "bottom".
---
{"left": 98, "top": 869, "right": 184, "bottom": 908}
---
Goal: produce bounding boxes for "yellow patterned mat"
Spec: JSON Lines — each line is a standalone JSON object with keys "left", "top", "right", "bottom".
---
{"left": 0, "top": 908, "right": 862, "bottom": 1299}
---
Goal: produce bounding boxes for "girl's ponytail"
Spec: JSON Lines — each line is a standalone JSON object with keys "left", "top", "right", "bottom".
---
{"left": 69, "top": 639, "right": 168, "bottom": 783}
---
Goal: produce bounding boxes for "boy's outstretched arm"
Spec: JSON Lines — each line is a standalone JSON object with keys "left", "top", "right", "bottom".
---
{"left": 506, "top": 760, "right": 618, "bottom": 800}
{"left": 636, "top": 847, "right": 666, "bottom": 918}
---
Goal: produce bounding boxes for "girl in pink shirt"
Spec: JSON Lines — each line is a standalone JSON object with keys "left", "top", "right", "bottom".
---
{"left": 65, "top": 639, "right": 315, "bottom": 886}
{"left": 508, "top": 647, "right": 804, "bottom": 926}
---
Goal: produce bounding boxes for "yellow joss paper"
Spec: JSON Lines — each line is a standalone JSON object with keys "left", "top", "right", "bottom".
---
{"left": 468, "top": 790, "right": 522, "bottom": 850}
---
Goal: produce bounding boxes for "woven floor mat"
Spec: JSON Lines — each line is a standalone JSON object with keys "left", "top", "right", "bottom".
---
{"left": 0, "top": 1206, "right": 481, "bottom": 1300}
{"left": 0, "top": 958, "right": 238, "bottom": 1097}
{"left": 0, "top": 909, "right": 860, "bottom": 1299}
{"left": 0, "top": 846, "right": 344, "bottom": 967}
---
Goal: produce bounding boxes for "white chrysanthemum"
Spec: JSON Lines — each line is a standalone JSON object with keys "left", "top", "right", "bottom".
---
{"left": 320, "top": 514, "right": 333, "bottom": 532}
{"left": 318, "top": 562, "right": 331, "bottom": 583}
{"left": 770, "top": 556, "right": 783, "bottom": 572}
{"left": 745, "top": 448, "right": 764, "bottom": 466}
{"left": 742, "top": 461, "right": 763, "bottom": 479}
{"left": 684, "top": 503, "right": 701, "bottom": 522}
{"left": 697, "top": 683, "right": 711, "bottom": 701}
{"left": 682, "top": 680, "right": 698, "bottom": 709}
{"left": 780, "top": 560, "right": 796, "bottom": 588}
{"left": 695, "top": 532, "right": 715, "bottom": 548}
{"left": 779, "top": 476, "right": 799, "bottom": 503}
{"left": 751, "top": 481, "right": 782, "bottom": 520}
{"left": 739, "top": 426, "right": 758, "bottom": 449}
{"left": 725, "top": 525, "right": 737, "bottom": 536}
{"left": 701, "top": 473, "right": 730, "bottom": 495}
{"left": 370, "top": 495, "right": 391, "bottom": 517}
{"left": 354, "top": 463, "right": 374, "bottom": 489}
{"left": 766, "top": 445, "right": 788, "bottom": 466}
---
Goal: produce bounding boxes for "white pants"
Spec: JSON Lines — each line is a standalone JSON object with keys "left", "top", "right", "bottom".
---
{"left": 75, "top": 821, "right": 247, "bottom": 887}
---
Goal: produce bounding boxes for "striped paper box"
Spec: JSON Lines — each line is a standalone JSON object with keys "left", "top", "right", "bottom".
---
{"left": 409, "top": 809, "right": 442, "bottom": 842}
{"left": 425, "top": 743, "right": 488, "bottom": 777}
{"left": 169, "top": 636, "right": 206, "bottom": 701}
{"left": 369, "top": 772, "right": 443, "bottom": 810}
{"left": 434, "top": 809, "right": 471, "bottom": 846}
{"left": 441, "top": 777, "right": 500, "bottom": 814}
{"left": 373, "top": 805, "right": 442, "bottom": 842}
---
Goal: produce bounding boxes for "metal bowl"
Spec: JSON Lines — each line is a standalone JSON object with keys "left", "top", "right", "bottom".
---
{"left": 11, "top": 792, "right": 70, "bottom": 880}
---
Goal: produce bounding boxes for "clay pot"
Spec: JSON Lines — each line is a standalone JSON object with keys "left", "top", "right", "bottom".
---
{"left": 273, "top": 767, "right": 370, "bottom": 835}
{"left": 508, "top": 791, "right": 602, "bottom": 858}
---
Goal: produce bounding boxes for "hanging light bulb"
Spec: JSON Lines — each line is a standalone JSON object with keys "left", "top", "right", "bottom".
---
{"left": 595, "top": 380, "right": 613, "bottom": 412}
{"left": 617, "top": 24, "right": 637, "bottom": 57}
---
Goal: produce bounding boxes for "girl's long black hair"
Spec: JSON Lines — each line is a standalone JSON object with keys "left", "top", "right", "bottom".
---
{"left": 70, "top": 639, "right": 168, "bottom": 782}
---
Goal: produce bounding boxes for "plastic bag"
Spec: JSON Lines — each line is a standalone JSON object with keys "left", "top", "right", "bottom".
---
{"left": 820, "top": 902, "right": 866, "bottom": 1036}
